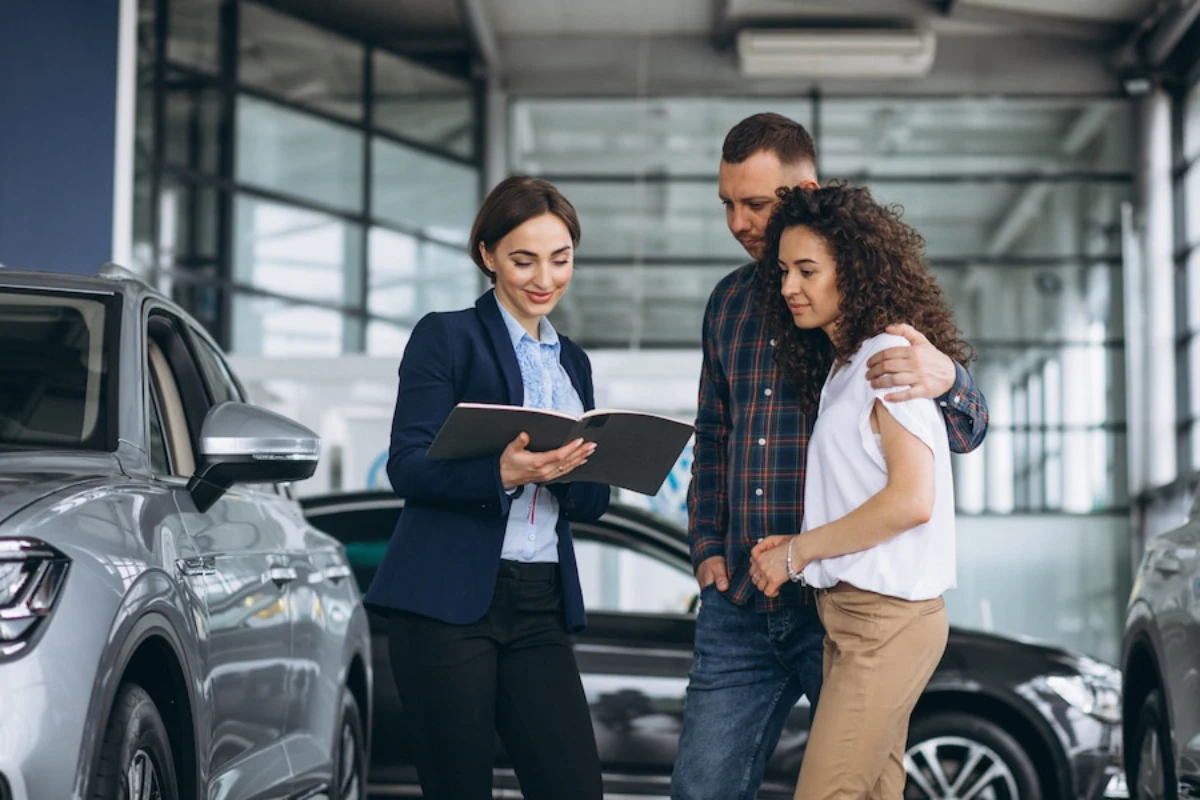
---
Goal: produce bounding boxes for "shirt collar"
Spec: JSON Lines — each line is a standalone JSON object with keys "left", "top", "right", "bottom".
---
{"left": 494, "top": 292, "right": 559, "bottom": 348}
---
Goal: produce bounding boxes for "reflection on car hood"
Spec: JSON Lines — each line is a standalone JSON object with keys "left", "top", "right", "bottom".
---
{"left": 947, "top": 624, "right": 1103, "bottom": 675}
{"left": 0, "top": 452, "right": 123, "bottom": 526}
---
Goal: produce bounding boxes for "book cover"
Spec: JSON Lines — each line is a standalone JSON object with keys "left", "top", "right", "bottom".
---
{"left": 427, "top": 403, "right": 694, "bottom": 495}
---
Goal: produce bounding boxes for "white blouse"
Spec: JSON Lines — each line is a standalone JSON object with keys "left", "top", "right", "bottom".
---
{"left": 800, "top": 333, "right": 956, "bottom": 601}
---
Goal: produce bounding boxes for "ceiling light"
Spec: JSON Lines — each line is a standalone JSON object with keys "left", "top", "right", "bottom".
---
{"left": 737, "top": 29, "right": 937, "bottom": 80}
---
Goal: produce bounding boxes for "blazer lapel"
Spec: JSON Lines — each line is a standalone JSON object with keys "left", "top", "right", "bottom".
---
{"left": 475, "top": 290, "right": 524, "bottom": 405}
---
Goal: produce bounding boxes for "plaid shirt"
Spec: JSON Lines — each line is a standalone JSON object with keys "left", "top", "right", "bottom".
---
{"left": 687, "top": 264, "right": 990, "bottom": 611}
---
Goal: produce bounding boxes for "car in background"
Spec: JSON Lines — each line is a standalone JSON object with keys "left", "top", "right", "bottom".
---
{"left": 304, "top": 489, "right": 1126, "bottom": 800}
{"left": 1122, "top": 495, "right": 1200, "bottom": 799}
{"left": 0, "top": 265, "right": 371, "bottom": 800}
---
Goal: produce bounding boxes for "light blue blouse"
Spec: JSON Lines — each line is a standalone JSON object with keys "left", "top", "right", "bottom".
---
{"left": 496, "top": 295, "right": 584, "bottom": 562}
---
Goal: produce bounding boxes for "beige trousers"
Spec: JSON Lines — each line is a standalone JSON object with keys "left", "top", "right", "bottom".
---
{"left": 793, "top": 583, "right": 949, "bottom": 800}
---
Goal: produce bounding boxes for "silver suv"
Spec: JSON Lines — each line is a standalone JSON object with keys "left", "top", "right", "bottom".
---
{"left": 0, "top": 266, "right": 371, "bottom": 800}
{"left": 1123, "top": 493, "right": 1200, "bottom": 799}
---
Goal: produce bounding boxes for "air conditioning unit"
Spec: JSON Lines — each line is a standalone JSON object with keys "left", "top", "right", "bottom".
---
{"left": 737, "top": 29, "right": 937, "bottom": 79}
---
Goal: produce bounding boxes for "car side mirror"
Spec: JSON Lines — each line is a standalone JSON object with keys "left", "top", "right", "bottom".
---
{"left": 188, "top": 402, "right": 319, "bottom": 513}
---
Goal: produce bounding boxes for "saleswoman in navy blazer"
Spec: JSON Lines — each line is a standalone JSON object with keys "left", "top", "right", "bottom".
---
{"left": 365, "top": 176, "right": 610, "bottom": 800}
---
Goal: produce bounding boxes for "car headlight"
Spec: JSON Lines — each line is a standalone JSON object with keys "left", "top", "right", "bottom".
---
{"left": 0, "top": 538, "right": 70, "bottom": 657}
{"left": 1046, "top": 656, "right": 1122, "bottom": 724}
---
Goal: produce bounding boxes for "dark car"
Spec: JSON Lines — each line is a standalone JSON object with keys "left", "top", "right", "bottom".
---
{"left": 1122, "top": 497, "right": 1200, "bottom": 799}
{"left": 304, "top": 490, "right": 1125, "bottom": 800}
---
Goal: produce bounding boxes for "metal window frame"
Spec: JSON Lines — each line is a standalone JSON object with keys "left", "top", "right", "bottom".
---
{"left": 137, "top": 0, "right": 485, "bottom": 351}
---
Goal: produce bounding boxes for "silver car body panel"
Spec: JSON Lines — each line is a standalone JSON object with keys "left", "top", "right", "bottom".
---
{"left": 0, "top": 269, "right": 372, "bottom": 800}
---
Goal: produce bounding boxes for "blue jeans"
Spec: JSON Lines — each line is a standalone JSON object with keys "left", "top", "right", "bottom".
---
{"left": 671, "top": 585, "right": 825, "bottom": 800}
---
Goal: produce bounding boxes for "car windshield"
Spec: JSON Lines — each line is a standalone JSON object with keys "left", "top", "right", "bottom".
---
{"left": 0, "top": 290, "right": 115, "bottom": 451}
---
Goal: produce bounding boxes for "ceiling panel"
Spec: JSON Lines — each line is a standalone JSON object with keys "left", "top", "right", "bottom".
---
{"left": 489, "top": 0, "right": 715, "bottom": 36}
{"left": 959, "top": 0, "right": 1152, "bottom": 22}
{"left": 513, "top": 97, "right": 1131, "bottom": 179}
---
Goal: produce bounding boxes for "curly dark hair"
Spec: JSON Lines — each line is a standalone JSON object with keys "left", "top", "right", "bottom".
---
{"left": 754, "top": 182, "right": 975, "bottom": 415}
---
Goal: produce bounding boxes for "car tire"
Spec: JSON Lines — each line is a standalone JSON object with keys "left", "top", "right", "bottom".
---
{"left": 91, "top": 682, "right": 180, "bottom": 800}
{"left": 1128, "top": 689, "right": 1177, "bottom": 800}
{"left": 334, "top": 686, "right": 367, "bottom": 800}
{"left": 904, "top": 711, "right": 1041, "bottom": 800}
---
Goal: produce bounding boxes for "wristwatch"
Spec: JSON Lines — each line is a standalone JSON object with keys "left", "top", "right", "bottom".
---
{"left": 785, "top": 537, "right": 806, "bottom": 585}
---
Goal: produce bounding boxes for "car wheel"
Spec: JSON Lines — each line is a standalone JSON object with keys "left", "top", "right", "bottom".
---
{"left": 91, "top": 682, "right": 180, "bottom": 800}
{"left": 1128, "top": 689, "right": 1177, "bottom": 800}
{"left": 335, "top": 687, "right": 367, "bottom": 800}
{"left": 904, "top": 712, "right": 1041, "bottom": 800}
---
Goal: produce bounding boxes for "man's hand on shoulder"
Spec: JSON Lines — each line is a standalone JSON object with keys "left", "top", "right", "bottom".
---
{"left": 865, "top": 323, "right": 956, "bottom": 402}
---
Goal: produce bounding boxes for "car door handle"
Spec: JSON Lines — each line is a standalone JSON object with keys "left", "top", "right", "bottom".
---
{"left": 1152, "top": 547, "right": 1185, "bottom": 575}
{"left": 323, "top": 565, "right": 352, "bottom": 584}
{"left": 267, "top": 566, "right": 298, "bottom": 586}
{"left": 176, "top": 556, "right": 216, "bottom": 577}
{"left": 1155, "top": 556, "right": 1184, "bottom": 575}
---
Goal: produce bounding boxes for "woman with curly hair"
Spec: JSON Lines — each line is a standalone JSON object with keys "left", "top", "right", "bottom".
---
{"left": 746, "top": 182, "right": 975, "bottom": 799}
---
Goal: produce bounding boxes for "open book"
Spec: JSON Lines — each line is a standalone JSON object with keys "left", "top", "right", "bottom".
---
{"left": 427, "top": 403, "right": 695, "bottom": 495}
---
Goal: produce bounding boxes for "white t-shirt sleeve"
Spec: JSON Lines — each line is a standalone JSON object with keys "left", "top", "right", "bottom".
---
{"left": 856, "top": 334, "right": 941, "bottom": 472}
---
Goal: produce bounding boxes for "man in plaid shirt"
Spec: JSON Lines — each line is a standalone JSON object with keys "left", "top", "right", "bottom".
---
{"left": 670, "top": 114, "right": 989, "bottom": 800}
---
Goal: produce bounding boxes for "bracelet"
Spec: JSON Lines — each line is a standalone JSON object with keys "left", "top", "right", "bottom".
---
{"left": 786, "top": 536, "right": 806, "bottom": 585}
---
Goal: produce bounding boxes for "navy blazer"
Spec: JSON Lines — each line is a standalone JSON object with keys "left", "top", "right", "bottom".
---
{"left": 364, "top": 291, "right": 611, "bottom": 631}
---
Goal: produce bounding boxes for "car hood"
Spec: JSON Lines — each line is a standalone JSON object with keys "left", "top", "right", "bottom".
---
{"left": 0, "top": 451, "right": 124, "bottom": 526}
{"left": 947, "top": 624, "right": 1109, "bottom": 674}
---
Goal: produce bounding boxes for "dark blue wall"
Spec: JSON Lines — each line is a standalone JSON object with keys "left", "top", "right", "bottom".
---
{"left": 0, "top": 0, "right": 121, "bottom": 274}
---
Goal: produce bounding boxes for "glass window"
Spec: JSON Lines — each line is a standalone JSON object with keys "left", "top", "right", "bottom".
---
{"left": 970, "top": 427, "right": 1126, "bottom": 513}
{"left": 231, "top": 297, "right": 346, "bottom": 357}
{"left": 164, "top": 70, "right": 221, "bottom": 173}
{"left": 374, "top": 51, "right": 474, "bottom": 158}
{"left": 365, "top": 321, "right": 410, "bottom": 355}
{"left": 147, "top": 384, "right": 171, "bottom": 475}
{"left": 157, "top": 178, "right": 220, "bottom": 272}
{"left": 1185, "top": 164, "right": 1200, "bottom": 249}
{"left": 1189, "top": 336, "right": 1200, "bottom": 420}
{"left": 236, "top": 95, "right": 364, "bottom": 212}
{"left": 574, "top": 538, "right": 697, "bottom": 614}
{"left": 553, "top": 180, "right": 742, "bottom": 261}
{"left": 870, "top": 181, "right": 1129, "bottom": 260}
{"left": 1187, "top": 249, "right": 1200, "bottom": 335}
{"left": 1192, "top": 419, "right": 1200, "bottom": 470}
{"left": 1184, "top": 78, "right": 1200, "bottom": 165}
{"left": 372, "top": 139, "right": 476, "bottom": 244}
{"left": 511, "top": 98, "right": 814, "bottom": 176}
{"left": 231, "top": 196, "right": 363, "bottom": 355}
{"left": 975, "top": 343, "right": 1123, "bottom": 424}
{"left": 366, "top": 228, "right": 478, "bottom": 343}
{"left": 550, "top": 263, "right": 719, "bottom": 348}
{"left": 239, "top": 4, "right": 364, "bottom": 121}
{"left": 555, "top": 180, "right": 1128, "bottom": 262}
{"left": 0, "top": 292, "right": 113, "bottom": 451}
{"left": 819, "top": 98, "right": 1132, "bottom": 177}
{"left": 189, "top": 330, "right": 243, "bottom": 406}
{"left": 156, "top": 178, "right": 224, "bottom": 335}
{"left": 167, "top": 0, "right": 220, "bottom": 73}
{"left": 558, "top": 264, "right": 1123, "bottom": 351}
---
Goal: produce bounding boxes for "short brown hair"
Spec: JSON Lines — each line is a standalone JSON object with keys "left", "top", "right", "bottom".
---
{"left": 722, "top": 113, "right": 817, "bottom": 169}
{"left": 469, "top": 176, "right": 582, "bottom": 281}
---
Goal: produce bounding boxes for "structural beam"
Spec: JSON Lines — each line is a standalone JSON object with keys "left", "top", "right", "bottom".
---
{"left": 985, "top": 104, "right": 1113, "bottom": 257}
{"left": 1145, "top": 0, "right": 1200, "bottom": 66}
{"left": 457, "top": 0, "right": 503, "bottom": 75}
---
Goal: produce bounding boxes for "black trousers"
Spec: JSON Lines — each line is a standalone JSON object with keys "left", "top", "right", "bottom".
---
{"left": 387, "top": 560, "right": 603, "bottom": 800}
